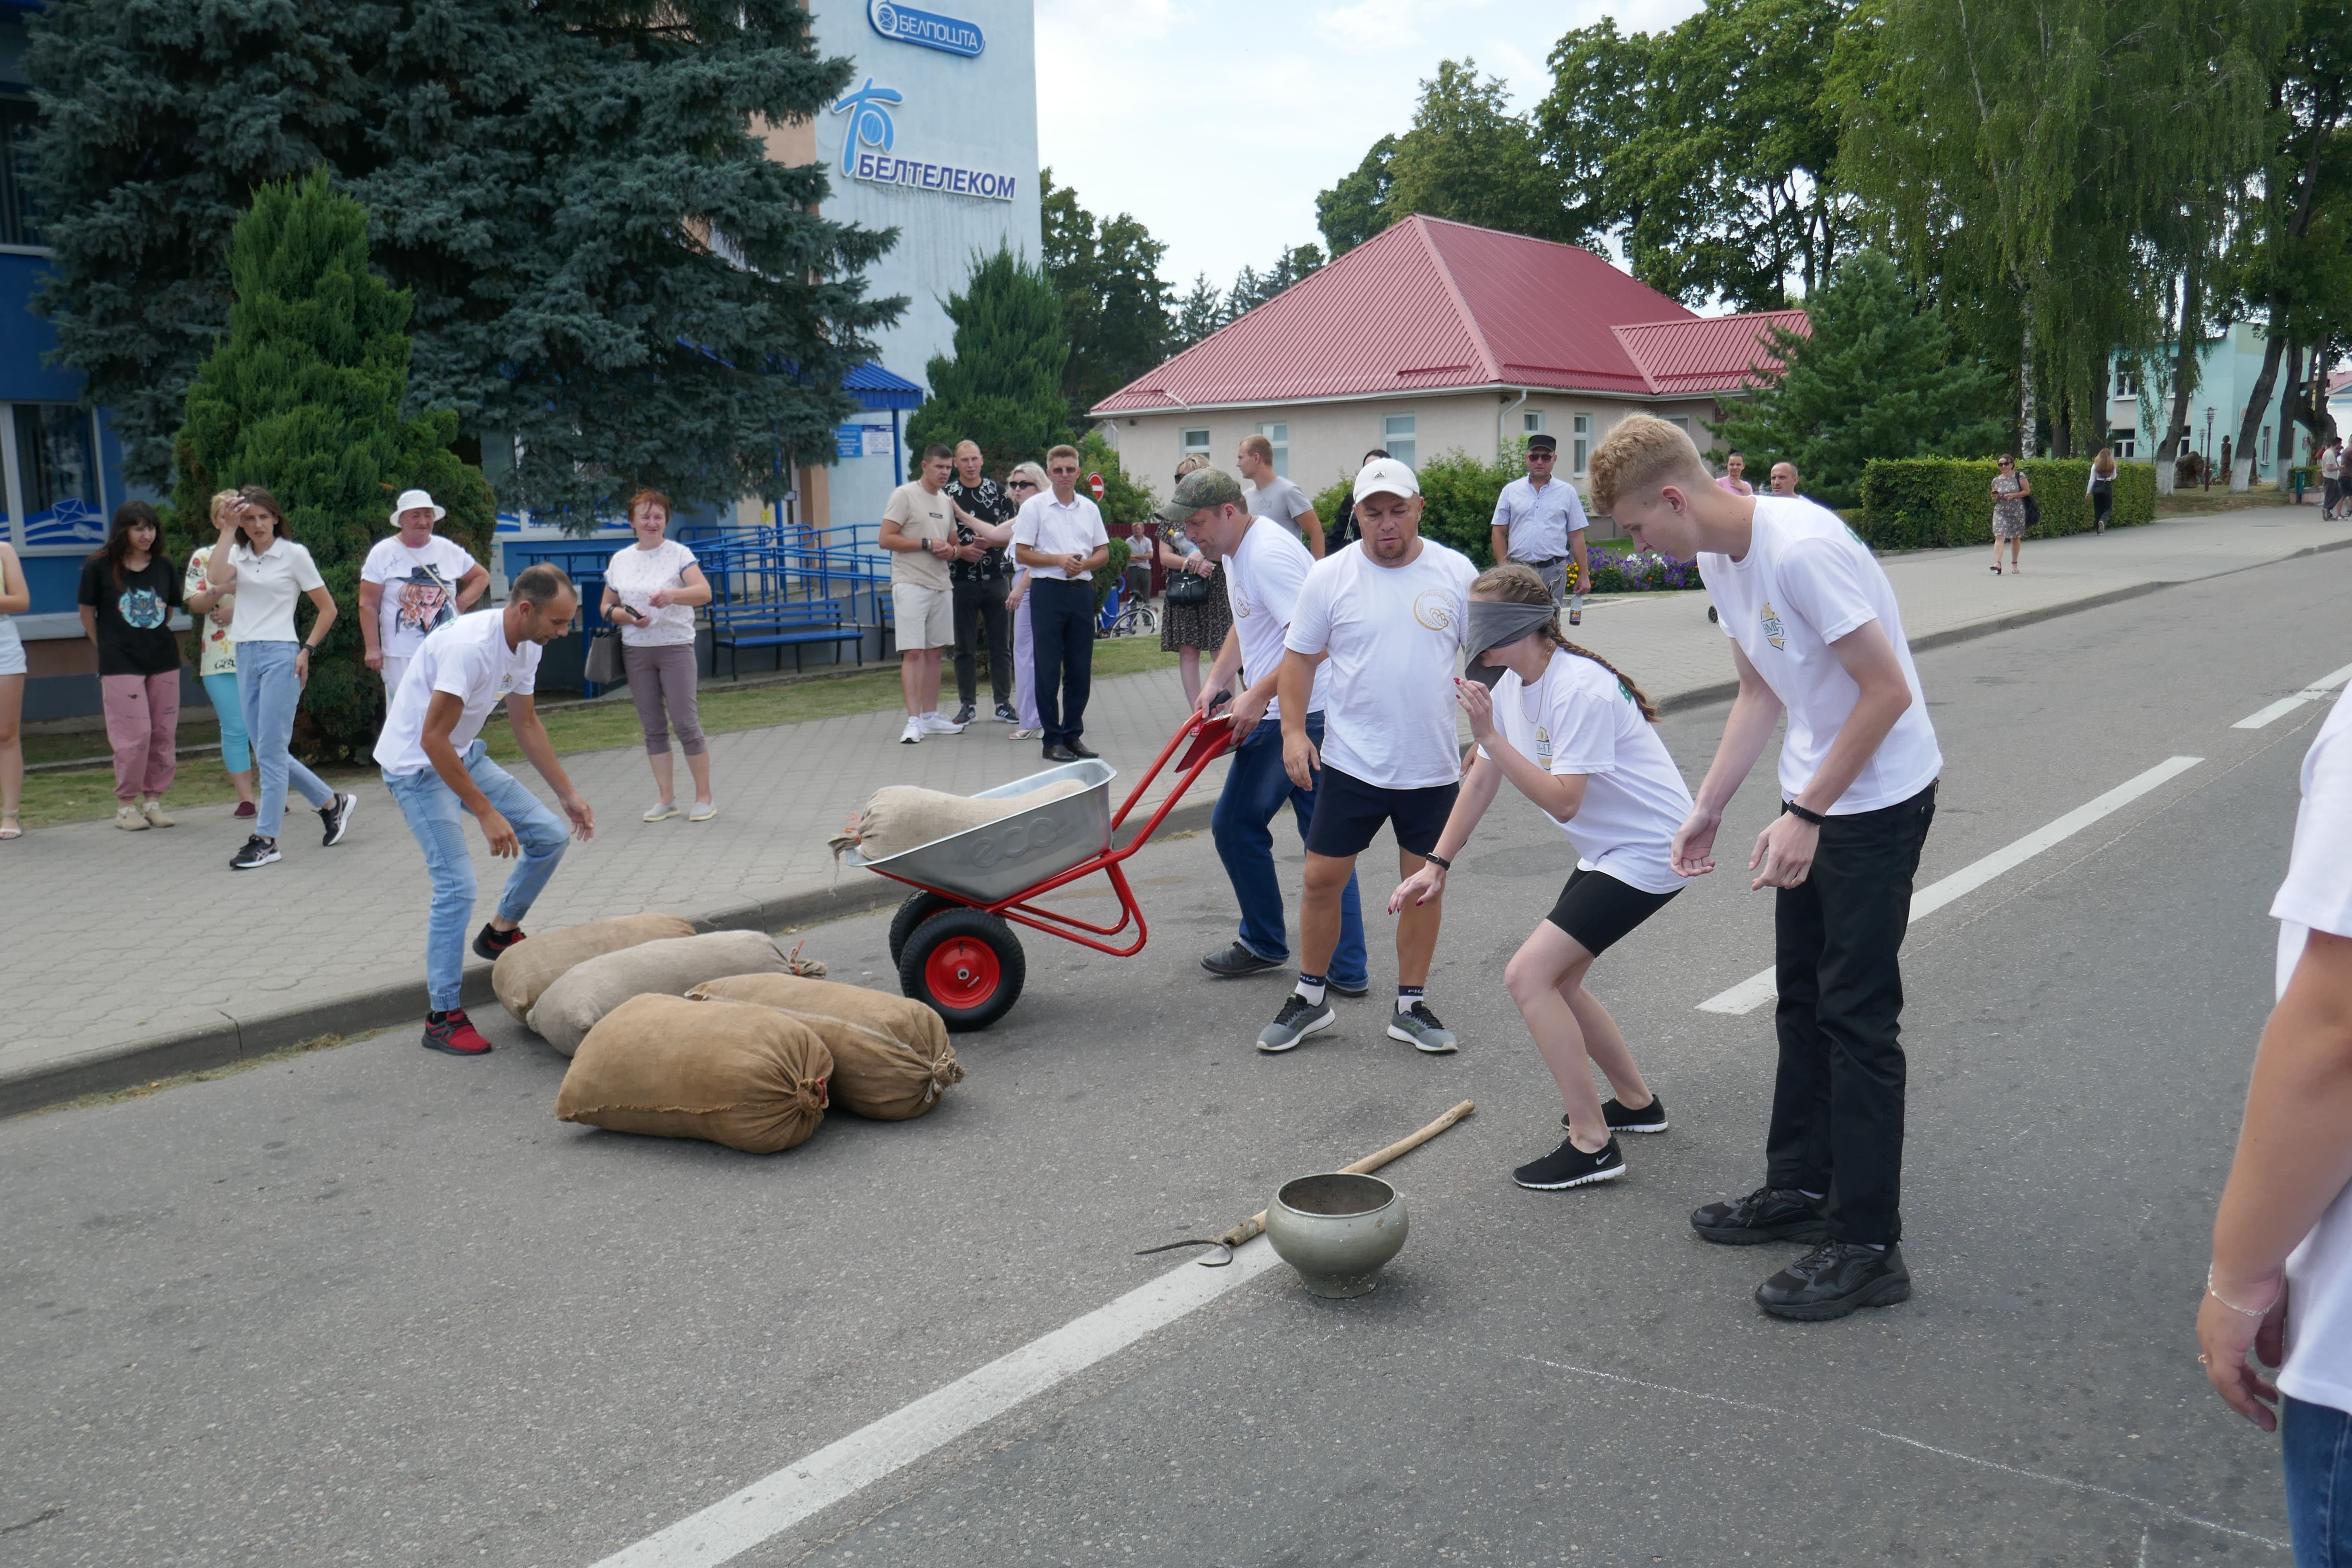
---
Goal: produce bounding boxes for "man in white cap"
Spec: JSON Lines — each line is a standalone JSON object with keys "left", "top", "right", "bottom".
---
{"left": 1259, "top": 456, "right": 1478, "bottom": 1055}
{"left": 361, "top": 488, "right": 489, "bottom": 695}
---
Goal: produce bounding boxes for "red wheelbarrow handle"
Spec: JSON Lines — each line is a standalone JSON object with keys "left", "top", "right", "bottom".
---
{"left": 1109, "top": 710, "right": 1237, "bottom": 840}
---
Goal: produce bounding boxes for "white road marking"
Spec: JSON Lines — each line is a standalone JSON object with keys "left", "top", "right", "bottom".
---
{"left": 593, "top": 1240, "right": 1284, "bottom": 1568}
{"left": 2231, "top": 660, "right": 2352, "bottom": 728}
{"left": 1695, "top": 755, "right": 2206, "bottom": 1015}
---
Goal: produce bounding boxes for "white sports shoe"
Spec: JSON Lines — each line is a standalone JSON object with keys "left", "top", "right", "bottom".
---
{"left": 919, "top": 712, "right": 965, "bottom": 734}
{"left": 900, "top": 717, "right": 924, "bottom": 745}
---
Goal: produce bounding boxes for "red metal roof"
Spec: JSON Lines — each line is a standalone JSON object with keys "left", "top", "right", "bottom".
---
{"left": 1093, "top": 215, "right": 1767, "bottom": 416}
{"left": 1612, "top": 311, "right": 1809, "bottom": 396}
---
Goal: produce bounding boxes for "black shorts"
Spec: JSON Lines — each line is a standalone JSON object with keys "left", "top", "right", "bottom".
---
{"left": 1545, "top": 866, "right": 1681, "bottom": 956}
{"left": 1304, "top": 765, "right": 1460, "bottom": 860}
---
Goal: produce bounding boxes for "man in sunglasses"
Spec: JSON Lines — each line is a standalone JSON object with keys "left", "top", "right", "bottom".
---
{"left": 1490, "top": 433, "right": 1591, "bottom": 626}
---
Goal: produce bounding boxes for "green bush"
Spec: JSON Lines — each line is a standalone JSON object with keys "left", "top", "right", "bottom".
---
{"left": 1856, "top": 459, "right": 2155, "bottom": 551}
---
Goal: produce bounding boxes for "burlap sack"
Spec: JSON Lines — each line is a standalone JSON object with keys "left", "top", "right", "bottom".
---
{"left": 687, "top": 973, "right": 965, "bottom": 1120}
{"left": 828, "top": 778, "right": 1088, "bottom": 863}
{"left": 528, "top": 930, "right": 793, "bottom": 1057}
{"left": 555, "top": 994, "right": 831, "bottom": 1154}
{"left": 491, "top": 913, "right": 698, "bottom": 1024}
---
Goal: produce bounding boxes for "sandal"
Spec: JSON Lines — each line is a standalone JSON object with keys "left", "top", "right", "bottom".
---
{"left": 1990, "top": 565, "right": 2002, "bottom": 574}
{"left": 0, "top": 813, "right": 20, "bottom": 840}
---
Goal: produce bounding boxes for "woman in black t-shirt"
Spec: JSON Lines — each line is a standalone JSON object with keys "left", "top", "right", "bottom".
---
{"left": 77, "top": 500, "right": 184, "bottom": 830}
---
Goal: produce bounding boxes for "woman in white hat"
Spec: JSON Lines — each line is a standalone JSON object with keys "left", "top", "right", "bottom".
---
{"left": 360, "top": 488, "right": 489, "bottom": 695}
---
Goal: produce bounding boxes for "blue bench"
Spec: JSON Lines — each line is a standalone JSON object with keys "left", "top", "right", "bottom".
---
{"left": 708, "top": 596, "right": 867, "bottom": 678}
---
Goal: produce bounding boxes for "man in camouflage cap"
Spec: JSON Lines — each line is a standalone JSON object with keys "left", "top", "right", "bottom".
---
{"left": 1161, "top": 467, "right": 1369, "bottom": 995}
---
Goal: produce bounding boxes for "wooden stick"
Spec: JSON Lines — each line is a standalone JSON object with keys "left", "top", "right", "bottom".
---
{"left": 1212, "top": 1099, "right": 1474, "bottom": 1250}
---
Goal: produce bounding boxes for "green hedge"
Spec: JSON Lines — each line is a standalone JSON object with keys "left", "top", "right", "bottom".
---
{"left": 1856, "top": 459, "right": 2154, "bottom": 550}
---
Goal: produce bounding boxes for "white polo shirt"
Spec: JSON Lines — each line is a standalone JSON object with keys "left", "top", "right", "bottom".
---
{"left": 224, "top": 538, "right": 326, "bottom": 645}
{"left": 1492, "top": 475, "right": 1589, "bottom": 563}
{"left": 374, "top": 608, "right": 541, "bottom": 776}
{"left": 1011, "top": 491, "right": 1110, "bottom": 581}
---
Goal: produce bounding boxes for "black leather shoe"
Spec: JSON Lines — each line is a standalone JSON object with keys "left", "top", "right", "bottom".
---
{"left": 1690, "top": 1186, "right": 1827, "bottom": 1246}
{"left": 1041, "top": 744, "right": 1079, "bottom": 763}
{"left": 1328, "top": 976, "right": 1371, "bottom": 997}
{"left": 1065, "top": 740, "right": 1100, "bottom": 760}
{"left": 1201, "top": 941, "right": 1283, "bottom": 977}
{"left": 1754, "top": 1240, "right": 1911, "bottom": 1321}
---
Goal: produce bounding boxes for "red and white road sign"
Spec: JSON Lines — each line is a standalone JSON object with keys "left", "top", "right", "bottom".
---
{"left": 1087, "top": 472, "right": 1105, "bottom": 500}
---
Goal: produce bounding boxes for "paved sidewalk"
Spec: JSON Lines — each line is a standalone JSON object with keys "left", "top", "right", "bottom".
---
{"left": 4, "top": 505, "right": 2342, "bottom": 1111}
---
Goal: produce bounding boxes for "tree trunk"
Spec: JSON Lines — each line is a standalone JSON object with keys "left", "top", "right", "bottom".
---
{"left": 2278, "top": 342, "right": 2305, "bottom": 474}
{"left": 2156, "top": 257, "right": 2202, "bottom": 496}
{"left": 2233, "top": 329, "right": 2286, "bottom": 492}
{"left": 2018, "top": 309, "right": 2037, "bottom": 457}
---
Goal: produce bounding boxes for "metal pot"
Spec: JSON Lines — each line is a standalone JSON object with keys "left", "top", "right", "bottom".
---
{"left": 1263, "top": 1173, "right": 1409, "bottom": 1298}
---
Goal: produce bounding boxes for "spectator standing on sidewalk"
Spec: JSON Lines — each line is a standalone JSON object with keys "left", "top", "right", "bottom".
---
{"left": 1012, "top": 444, "right": 1109, "bottom": 762}
{"left": 359, "top": 488, "right": 487, "bottom": 695}
{"left": 182, "top": 491, "right": 259, "bottom": 820}
{"left": 1593, "top": 413, "right": 1942, "bottom": 1323}
{"left": 0, "top": 536, "right": 24, "bottom": 841}
{"left": 2199, "top": 681, "right": 2352, "bottom": 1566}
{"left": 2086, "top": 448, "right": 2116, "bottom": 535}
{"left": 943, "top": 440, "right": 1018, "bottom": 726}
{"left": 1769, "top": 462, "right": 1801, "bottom": 497}
{"left": 1001, "top": 463, "right": 1046, "bottom": 740}
{"left": 204, "top": 487, "right": 360, "bottom": 870}
{"left": 1259, "top": 457, "right": 1477, "bottom": 1056}
{"left": 1155, "top": 452, "right": 1231, "bottom": 709}
{"left": 1169, "top": 467, "right": 1370, "bottom": 996}
{"left": 882, "top": 444, "right": 965, "bottom": 746}
{"left": 78, "top": 501, "right": 184, "bottom": 832}
{"left": 2321, "top": 439, "right": 2342, "bottom": 519}
{"left": 1990, "top": 454, "right": 2030, "bottom": 574}
{"left": 1717, "top": 451, "right": 1755, "bottom": 495}
{"left": 375, "top": 565, "right": 594, "bottom": 1058}
{"left": 1325, "top": 448, "right": 1390, "bottom": 552}
{"left": 1489, "top": 434, "right": 1592, "bottom": 625}
{"left": 1238, "top": 434, "right": 1324, "bottom": 557}
{"left": 601, "top": 487, "right": 715, "bottom": 822}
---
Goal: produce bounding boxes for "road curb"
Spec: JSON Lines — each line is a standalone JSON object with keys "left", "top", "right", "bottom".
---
{"left": 0, "top": 798, "right": 1219, "bottom": 1119}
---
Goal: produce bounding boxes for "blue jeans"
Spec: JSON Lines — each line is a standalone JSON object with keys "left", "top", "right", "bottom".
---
{"left": 236, "top": 640, "right": 332, "bottom": 836}
{"left": 202, "top": 671, "right": 251, "bottom": 773}
{"left": 2287, "top": 1394, "right": 2352, "bottom": 1568}
{"left": 1211, "top": 711, "right": 1369, "bottom": 988}
{"left": 384, "top": 740, "right": 570, "bottom": 1012}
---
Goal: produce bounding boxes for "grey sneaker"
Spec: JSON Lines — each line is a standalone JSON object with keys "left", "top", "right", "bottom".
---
{"left": 1387, "top": 1000, "right": 1457, "bottom": 1054}
{"left": 1257, "top": 992, "right": 1335, "bottom": 1053}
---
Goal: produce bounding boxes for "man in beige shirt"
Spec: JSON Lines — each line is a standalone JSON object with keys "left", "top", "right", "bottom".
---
{"left": 881, "top": 444, "right": 963, "bottom": 744}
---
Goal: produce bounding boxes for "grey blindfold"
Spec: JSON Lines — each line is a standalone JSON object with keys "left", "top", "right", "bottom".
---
{"left": 1464, "top": 599, "right": 1559, "bottom": 662}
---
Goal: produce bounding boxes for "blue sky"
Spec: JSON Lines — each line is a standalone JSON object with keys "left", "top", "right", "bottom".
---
{"left": 1033, "top": 0, "right": 1706, "bottom": 292}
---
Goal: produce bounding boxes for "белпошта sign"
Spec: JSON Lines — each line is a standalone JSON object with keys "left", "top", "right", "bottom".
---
{"left": 868, "top": 0, "right": 983, "bottom": 57}
{"left": 830, "top": 79, "right": 1018, "bottom": 202}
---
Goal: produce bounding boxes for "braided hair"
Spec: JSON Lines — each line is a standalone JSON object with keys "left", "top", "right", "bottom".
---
{"left": 1470, "top": 562, "right": 1659, "bottom": 722}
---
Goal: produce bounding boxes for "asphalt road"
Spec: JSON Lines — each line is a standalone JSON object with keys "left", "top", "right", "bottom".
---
{"left": 7, "top": 543, "right": 2349, "bottom": 1566}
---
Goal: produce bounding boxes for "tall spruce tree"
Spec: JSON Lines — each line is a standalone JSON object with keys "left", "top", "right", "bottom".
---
{"left": 903, "top": 245, "right": 1071, "bottom": 476}
{"left": 172, "top": 170, "right": 495, "bottom": 761}
{"left": 29, "top": 0, "right": 900, "bottom": 521}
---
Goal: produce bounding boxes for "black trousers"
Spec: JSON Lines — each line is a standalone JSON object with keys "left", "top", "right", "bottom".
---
{"left": 953, "top": 576, "right": 1012, "bottom": 709}
{"left": 1765, "top": 782, "right": 1937, "bottom": 1244}
{"left": 1028, "top": 576, "right": 1095, "bottom": 748}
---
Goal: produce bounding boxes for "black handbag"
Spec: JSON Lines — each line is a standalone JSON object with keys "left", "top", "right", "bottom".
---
{"left": 1165, "top": 564, "right": 1215, "bottom": 606}
{"left": 2021, "top": 492, "right": 2041, "bottom": 529}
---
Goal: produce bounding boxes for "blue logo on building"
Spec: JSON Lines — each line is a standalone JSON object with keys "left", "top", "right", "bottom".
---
{"left": 830, "top": 78, "right": 903, "bottom": 176}
{"left": 829, "top": 78, "right": 1018, "bottom": 202}
{"left": 869, "top": 0, "right": 984, "bottom": 57}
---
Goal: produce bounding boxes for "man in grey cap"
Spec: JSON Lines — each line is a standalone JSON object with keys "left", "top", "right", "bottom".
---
{"left": 1166, "top": 467, "right": 1369, "bottom": 993}
{"left": 1490, "top": 434, "right": 1591, "bottom": 625}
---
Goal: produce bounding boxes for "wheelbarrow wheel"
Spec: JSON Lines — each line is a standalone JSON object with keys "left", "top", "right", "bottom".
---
{"left": 888, "top": 891, "right": 961, "bottom": 968}
{"left": 899, "top": 907, "right": 1026, "bottom": 1032}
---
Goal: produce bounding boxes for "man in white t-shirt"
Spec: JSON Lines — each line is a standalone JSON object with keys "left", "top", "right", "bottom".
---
{"left": 881, "top": 444, "right": 965, "bottom": 746}
{"left": 1011, "top": 444, "right": 1111, "bottom": 761}
{"left": 2200, "top": 684, "right": 2352, "bottom": 1555}
{"left": 1164, "top": 467, "right": 1369, "bottom": 994}
{"left": 374, "top": 564, "right": 594, "bottom": 1059}
{"left": 1489, "top": 434, "right": 1590, "bottom": 620}
{"left": 2324, "top": 440, "right": 2345, "bottom": 520}
{"left": 1238, "top": 433, "right": 1324, "bottom": 558}
{"left": 1263, "top": 456, "right": 1477, "bottom": 1055}
{"left": 359, "top": 488, "right": 489, "bottom": 695}
{"left": 1592, "top": 413, "right": 1942, "bottom": 1323}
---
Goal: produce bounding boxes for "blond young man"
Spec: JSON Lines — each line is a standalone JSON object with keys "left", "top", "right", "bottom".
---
{"left": 1010, "top": 444, "right": 1110, "bottom": 760}
{"left": 880, "top": 444, "right": 965, "bottom": 744}
{"left": 1592, "top": 414, "right": 1941, "bottom": 1323}
{"left": 1238, "top": 434, "right": 1324, "bottom": 558}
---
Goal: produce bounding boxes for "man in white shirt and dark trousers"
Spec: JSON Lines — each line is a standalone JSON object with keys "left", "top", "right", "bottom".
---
{"left": 1262, "top": 457, "right": 1477, "bottom": 1055}
{"left": 1165, "top": 467, "right": 1370, "bottom": 994}
{"left": 1011, "top": 444, "right": 1110, "bottom": 762}
{"left": 374, "top": 564, "right": 595, "bottom": 1058}
{"left": 1490, "top": 433, "right": 1590, "bottom": 625}
{"left": 1592, "top": 415, "right": 1942, "bottom": 1322}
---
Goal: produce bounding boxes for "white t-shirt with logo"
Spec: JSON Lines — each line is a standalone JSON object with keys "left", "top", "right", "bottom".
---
{"left": 1223, "top": 515, "right": 1329, "bottom": 720}
{"left": 1284, "top": 539, "right": 1477, "bottom": 790}
{"left": 1697, "top": 496, "right": 1942, "bottom": 813}
{"left": 224, "top": 538, "right": 326, "bottom": 645}
{"left": 2272, "top": 684, "right": 2352, "bottom": 1415}
{"left": 361, "top": 534, "right": 478, "bottom": 660}
{"left": 374, "top": 608, "right": 541, "bottom": 776}
{"left": 603, "top": 539, "right": 700, "bottom": 646}
{"left": 1477, "top": 649, "right": 1695, "bottom": 894}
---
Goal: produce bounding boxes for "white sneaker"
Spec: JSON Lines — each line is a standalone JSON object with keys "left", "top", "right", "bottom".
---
{"left": 643, "top": 800, "right": 680, "bottom": 822}
{"left": 114, "top": 804, "right": 149, "bottom": 832}
{"left": 900, "top": 717, "right": 924, "bottom": 745}
{"left": 687, "top": 799, "right": 718, "bottom": 821}
{"left": 919, "top": 712, "right": 965, "bottom": 734}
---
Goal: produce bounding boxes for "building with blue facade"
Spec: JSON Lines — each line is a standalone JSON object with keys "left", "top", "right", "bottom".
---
{"left": 2112, "top": 324, "right": 2340, "bottom": 481}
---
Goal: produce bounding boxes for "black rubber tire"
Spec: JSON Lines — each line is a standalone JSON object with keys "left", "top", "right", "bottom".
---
{"left": 898, "top": 907, "right": 1026, "bottom": 1032}
{"left": 888, "top": 891, "right": 961, "bottom": 967}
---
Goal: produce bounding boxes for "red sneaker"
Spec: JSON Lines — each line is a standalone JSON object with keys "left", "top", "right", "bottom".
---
{"left": 422, "top": 1009, "right": 493, "bottom": 1057}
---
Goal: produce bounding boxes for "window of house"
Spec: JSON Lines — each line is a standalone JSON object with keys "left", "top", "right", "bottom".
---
{"left": 1180, "top": 427, "right": 1210, "bottom": 460}
{"left": 1382, "top": 413, "right": 1415, "bottom": 470}
{"left": 0, "top": 98, "right": 39, "bottom": 249}
{"left": 6, "top": 402, "right": 102, "bottom": 548}
{"left": 1255, "top": 421, "right": 1289, "bottom": 479}
{"left": 1522, "top": 410, "right": 1546, "bottom": 436}
{"left": 1573, "top": 412, "right": 1593, "bottom": 475}
{"left": 2113, "top": 367, "right": 2138, "bottom": 400}
{"left": 2110, "top": 429, "right": 2136, "bottom": 460}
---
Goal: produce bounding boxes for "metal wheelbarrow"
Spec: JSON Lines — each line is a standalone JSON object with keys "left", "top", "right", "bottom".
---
{"left": 840, "top": 712, "right": 1238, "bottom": 1029}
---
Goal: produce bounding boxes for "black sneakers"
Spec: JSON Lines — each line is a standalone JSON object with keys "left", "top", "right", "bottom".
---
{"left": 1754, "top": 1241, "right": 1911, "bottom": 1321}
{"left": 952, "top": 703, "right": 977, "bottom": 725}
{"left": 229, "top": 834, "right": 281, "bottom": 870}
{"left": 319, "top": 792, "right": 358, "bottom": 847}
{"left": 1689, "top": 1186, "right": 1828, "bottom": 1246}
{"left": 1563, "top": 1096, "right": 1669, "bottom": 1135}
{"left": 472, "top": 924, "right": 527, "bottom": 962}
{"left": 1513, "top": 1136, "right": 1626, "bottom": 1191}
{"left": 1201, "top": 941, "right": 1283, "bottom": 978}
{"left": 994, "top": 701, "right": 1018, "bottom": 724}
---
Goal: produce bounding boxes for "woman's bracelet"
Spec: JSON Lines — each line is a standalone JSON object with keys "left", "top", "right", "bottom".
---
{"left": 2206, "top": 1265, "right": 2280, "bottom": 1319}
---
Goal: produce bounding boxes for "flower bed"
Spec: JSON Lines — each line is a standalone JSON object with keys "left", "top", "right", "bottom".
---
{"left": 1585, "top": 544, "right": 1704, "bottom": 593}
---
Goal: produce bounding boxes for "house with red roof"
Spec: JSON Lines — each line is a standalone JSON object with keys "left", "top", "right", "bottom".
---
{"left": 1090, "top": 214, "right": 1806, "bottom": 506}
